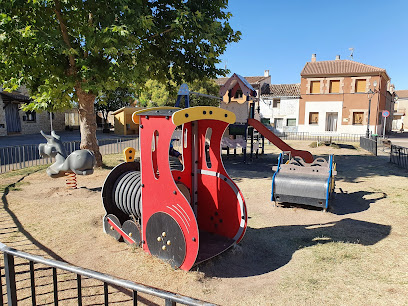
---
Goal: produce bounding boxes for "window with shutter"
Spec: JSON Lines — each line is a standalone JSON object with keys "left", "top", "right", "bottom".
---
{"left": 353, "top": 112, "right": 364, "bottom": 125}
{"left": 329, "top": 80, "right": 340, "bottom": 93}
{"left": 309, "top": 112, "right": 319, "bottom": 124}
{"left": 355, "top": 79, "right": 366, "bottom": 93}
{"left": 310, "top": 81, "right": 320, "bottom": 94}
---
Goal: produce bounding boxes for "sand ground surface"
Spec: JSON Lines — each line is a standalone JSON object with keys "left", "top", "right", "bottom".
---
{"left": 1, "top": 141, "right": 407, "bottom": 305}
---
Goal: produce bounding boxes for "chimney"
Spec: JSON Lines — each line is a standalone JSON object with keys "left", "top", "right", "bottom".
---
{"left": 311, "top": 54, "right": 316, "bottom": 62}
{"left": 335, "top": 55, "right": 340, "bottom": 60}
{"left": 264, "top": 70, "right": 269, "bottom": 77}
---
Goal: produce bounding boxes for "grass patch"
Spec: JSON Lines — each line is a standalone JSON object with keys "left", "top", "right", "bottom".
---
{"left": 0, "top": 181, "right": 30, "bottom": 192}
{"left": 0, "top": 164, "right": 49, "bottom": 179}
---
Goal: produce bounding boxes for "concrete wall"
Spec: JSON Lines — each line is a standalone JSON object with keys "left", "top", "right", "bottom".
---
{"left": 20, "top": 111, "right": 65, "bottom": 134}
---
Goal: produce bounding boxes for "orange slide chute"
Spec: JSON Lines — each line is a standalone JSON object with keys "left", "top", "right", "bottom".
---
{"left": 248, "top": 118, "right": 314, "bottom": 163}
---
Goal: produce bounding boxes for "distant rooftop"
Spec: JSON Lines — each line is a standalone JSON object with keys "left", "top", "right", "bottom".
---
{"left": 395, "top": 90, "right": 408, "bottom": 99}
{"left": 301, "top": 59, "right": 388, "bottom": 80}
{"left": 261, "top": 84, "right": 300, "bottom": 97}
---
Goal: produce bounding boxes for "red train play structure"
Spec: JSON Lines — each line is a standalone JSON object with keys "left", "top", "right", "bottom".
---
{"left": 102, "top": 106, "right": 247, "bottom": 270}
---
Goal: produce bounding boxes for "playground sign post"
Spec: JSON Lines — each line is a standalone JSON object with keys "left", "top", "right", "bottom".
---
{"left": 382, "top": 110, "right": 390, "bottom": 138}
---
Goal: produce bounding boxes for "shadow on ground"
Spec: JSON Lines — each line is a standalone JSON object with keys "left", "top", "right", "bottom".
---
{"left": 198, "top": 218, "right": 391, "bottom": 278}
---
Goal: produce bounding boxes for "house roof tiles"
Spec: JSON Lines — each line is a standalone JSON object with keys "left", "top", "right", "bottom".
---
{"left": 301, "top": 60, "right": 387, "bottom": 78}
{"left": 261, "top": 84, "right": 300, "bottom": 97}
{"left": 396, "top": 90, "right": 408, "bottom": 99}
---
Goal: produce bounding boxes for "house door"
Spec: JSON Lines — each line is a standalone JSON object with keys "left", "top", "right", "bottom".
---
{"left": 4, "top": 103, "right": 21, "bottom": 133}
{"left": 274, "top": 118, "right": 283, "bottom": 130}
{"left": 325, "top": 112, "right": 338, "bottom": 132}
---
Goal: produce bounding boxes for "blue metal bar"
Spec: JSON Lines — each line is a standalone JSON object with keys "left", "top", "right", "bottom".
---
{"left": 325, "top": 155, "right": 334, "bottom": 210}
{"left": 271, "top": 153, "right": 283, "bottom": 202}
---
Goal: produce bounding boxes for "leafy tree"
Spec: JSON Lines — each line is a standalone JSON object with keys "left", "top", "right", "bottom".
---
{"left": 138, "top": 80, "right": 170, "bottom": 107}
{"left": 95, "top": 87, "right": 135, "bottom": 130}
{"left": 0, "top": 1, "right": 240, "bottom": 166}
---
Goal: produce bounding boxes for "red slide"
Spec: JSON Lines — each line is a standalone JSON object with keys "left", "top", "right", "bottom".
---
{"left": 248, "top": 118, "right": 314, "bottom": 163}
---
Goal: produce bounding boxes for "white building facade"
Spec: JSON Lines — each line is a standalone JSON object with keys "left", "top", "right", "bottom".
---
{"left": 259, "top": 84, "right": 300, "bottom": 133}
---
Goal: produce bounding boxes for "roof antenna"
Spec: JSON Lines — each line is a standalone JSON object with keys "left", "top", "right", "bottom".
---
{"left": 349, "top": 47, "right": 354, "bottom": 60}
{"left": 224, "top": 60, "right": 228, "bottom": 70}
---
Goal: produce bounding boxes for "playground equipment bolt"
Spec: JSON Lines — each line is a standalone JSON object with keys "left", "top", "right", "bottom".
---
{"left": 140, "top": 125, "right": 143, "bottom": 128}
{"left": 129, "top": 232, "right": 133, "bottom": 237}
{"left": 192, "top": 237, "right": 196, "bottom": 242}
{"left": 162, "top": 246, "right": 167, "bottom": 251}
{"left": 167, "top": 240, "right": 171, "bottom": 246}
{"left": 110, "top": 226, "right": 114, "bottom": 230}
{"left": 162, "top": 232, "right": 166, "bottom": 237}
{"left": 145, "top": 116, "right": 149, "bottom": 119}
{"left": 157, "top": 237, "right": 162, "bottom": 242}
{"left": 173, "top": 191, "right": 177, "bottom": 195}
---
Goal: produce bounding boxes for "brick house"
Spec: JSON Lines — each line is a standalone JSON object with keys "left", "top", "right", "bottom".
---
{"left": 298, "top": 54, "right": 394, "bottom": 135}
{"left": 259, "top": 83, "right": 300, "bottom": 133}
{"left": 0, "top": 86, "right": 65, "bottom": 136}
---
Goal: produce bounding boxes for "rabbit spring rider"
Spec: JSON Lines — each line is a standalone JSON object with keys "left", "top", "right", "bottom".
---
{"left": 102, "top": 106, "right": 247, "bottom": 270}
{"left": 39, "top": 130, "right": 95, "bottom": 178}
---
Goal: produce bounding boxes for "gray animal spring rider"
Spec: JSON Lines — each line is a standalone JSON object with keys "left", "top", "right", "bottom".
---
{"left": 39, "top": 131, "right": 95, "bottom": 181}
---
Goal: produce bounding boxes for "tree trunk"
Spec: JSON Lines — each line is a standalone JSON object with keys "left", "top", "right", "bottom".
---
{"left": 76, "top": 85, "right": 103, "bottom": 167}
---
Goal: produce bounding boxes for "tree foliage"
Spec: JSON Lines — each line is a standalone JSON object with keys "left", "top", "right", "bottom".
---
{"left": 138, "top": 77, "right": 220, "bottom": 107}
{"left": 0, "top": 0, "right": 240, "bottom": 165}
{"left": 95, "top": 87, "right": 135, "bottom": 123}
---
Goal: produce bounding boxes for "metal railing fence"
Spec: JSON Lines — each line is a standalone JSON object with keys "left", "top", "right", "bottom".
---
{"left": 390, "top": 145, "right": 408, "bottom": 170}
{"left": 0, "top": 242, "right": 213, "bottom": 306}
{"left": 277, "top": 132, "right": 364, "bottom": 142}
{"left": 0, "top": 137, "right": 139, "bottom": 174}
{"left": 360, "top": 136, "right": 377, "bottom": 156}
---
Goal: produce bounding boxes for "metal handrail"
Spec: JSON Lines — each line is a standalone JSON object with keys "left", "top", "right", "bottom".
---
{"left": 0, "top": 242, "right": 214, "bottom": 306}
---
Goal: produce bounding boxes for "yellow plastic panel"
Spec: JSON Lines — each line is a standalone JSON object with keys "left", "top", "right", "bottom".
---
{"left": 172, "top": 106, "right": 236, "bottom": 126}
{"left": 123, "top": 147, "right": 136, "bottom": 162}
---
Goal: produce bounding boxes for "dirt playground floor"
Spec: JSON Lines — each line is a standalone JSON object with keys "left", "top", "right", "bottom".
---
{"left": 0, "top": 140, "right": 407, "bottom": 305}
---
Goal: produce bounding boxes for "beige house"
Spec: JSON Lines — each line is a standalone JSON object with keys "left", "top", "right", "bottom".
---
{"left": 298, "top": 54, "right": 394, "bottom": 135}
{"left": 393, "top": 90, "right": 407, "bottom": 131}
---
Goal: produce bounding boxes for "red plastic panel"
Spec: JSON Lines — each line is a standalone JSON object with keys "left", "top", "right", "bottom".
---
{"left": 172, "top": 122, "right": 193, "bottom": 194}
{"left": 196, "top": 120, "right": 247, "bottom": 242}
{"left": 139, "top": 116, "right": 199, "bottom": 270}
